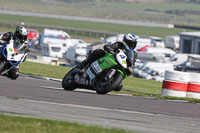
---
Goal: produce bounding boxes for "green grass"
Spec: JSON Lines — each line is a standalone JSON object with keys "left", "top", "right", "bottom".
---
{"left": 0, "top": 26, "right": 13, "bottom": 32}
{"left": 20, "top": 61, "right": 71, "bottom": 79}
{"left": 1, "top": 0, "right": 200, "bottom": 25}
{"left": 0, "top": 114, "right": 132, "bottom": 133}
{"left": 84, "top": 1, "right": 200, "bottom": 12}
{"left": 124, "top": 76, "right": 162, "bottom": 95}
{"left": 0, "top": 14, "right": 194, "bottom": 38}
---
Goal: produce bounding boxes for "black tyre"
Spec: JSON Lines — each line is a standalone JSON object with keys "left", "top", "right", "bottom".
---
{"left": 114, "top": 82, "right": 123, "bottom": 91}
{"left": 5, "top": 68, "right": 19, "bottom": 80}
{"left": 95, "top": 72, "right": 123, "bottom": 94}
{"left": 62, "top": 68, "right": 78, "bottom": 91}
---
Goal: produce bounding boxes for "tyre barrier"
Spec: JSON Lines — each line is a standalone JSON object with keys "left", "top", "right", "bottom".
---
{"left": 186, "top": 73, "right": 200, "bottom": 99}
{"left": 164, "top": 70, "right": 190, "bottom": 83}
{"left": 161, "top": 70, "right": 190, "bottom": 98}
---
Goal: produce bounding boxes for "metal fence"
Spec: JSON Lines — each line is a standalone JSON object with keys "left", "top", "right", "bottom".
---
{"left": 174, "top": 25, "right": 200, "bottom": 31}
{"left": 1, "top": 20, "right": 199, "bottom": 38}
{"left": 0, "top": 21, "right": 117, "bottom": 38}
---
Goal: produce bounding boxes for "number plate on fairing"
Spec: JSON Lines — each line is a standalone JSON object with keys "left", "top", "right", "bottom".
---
{"left": 91, "top": 61, "right": 102, "bottom": 74}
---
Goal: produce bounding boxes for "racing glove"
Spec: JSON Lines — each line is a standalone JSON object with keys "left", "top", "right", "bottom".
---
{"left": 23, "top": 41, "right": 30, "bottom": 52}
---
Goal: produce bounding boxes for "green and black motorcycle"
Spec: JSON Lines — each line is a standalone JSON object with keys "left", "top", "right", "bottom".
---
{"left": 62, "top": 45, "right": 135, "bottom": 94}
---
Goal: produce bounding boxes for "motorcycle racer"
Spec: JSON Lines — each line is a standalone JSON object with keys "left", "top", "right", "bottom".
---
{"left": 63, "top": 33, "right": 138, "bottom": 94}
{"left": 77, "top": 33, "right": 138, "bottom": 72}
{"left": 0, "top": 26, "right": 29, "bottom": 79}
{"left": 75, "top": 33, "right": 137, "bottom": 91}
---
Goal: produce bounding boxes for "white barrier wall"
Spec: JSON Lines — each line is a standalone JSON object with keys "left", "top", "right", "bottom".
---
{"left": 161, "top": 70, "right": 190, "bottom": 97}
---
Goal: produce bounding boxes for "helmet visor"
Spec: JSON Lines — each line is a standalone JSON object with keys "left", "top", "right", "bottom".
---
{"left": 127, "top": 41, "right": 137, "bottom": 49}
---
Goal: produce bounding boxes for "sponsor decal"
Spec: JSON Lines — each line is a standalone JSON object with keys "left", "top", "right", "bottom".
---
{"left": 92, "top": 61, "right": 102, "bottom": 74}
{"left": 98, "top": 58, "right": 104, "bottom": 64}
{"left": 122, "top": 60, "right": 126, "bottom": 64}
{"left": 120, "top": 55, "right": 126, "bottom": 59}
{"left": 105, "top": 59, "right": 112, "bottom": 64}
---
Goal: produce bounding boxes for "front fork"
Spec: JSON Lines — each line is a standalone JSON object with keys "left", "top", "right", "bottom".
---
{"left": 0, "top": 61, "right": 5, "bottom": 74}
{"left": 0, "top": 61, "right": 10, "bottom": 76}
{"left": 0, "top": 60, "right": 15, "bottom": 76}
{"left": 106, "top": 69, "right": 116, "bottom": 80}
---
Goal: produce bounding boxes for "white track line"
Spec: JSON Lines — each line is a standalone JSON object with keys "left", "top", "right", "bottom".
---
{"left": 20, "top": 98, "right": 155, "bottom": 116}
{"left": 39, "top": 86, "right": 132, "bottom": 96}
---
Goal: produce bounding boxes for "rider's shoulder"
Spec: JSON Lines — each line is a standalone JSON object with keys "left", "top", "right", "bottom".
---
{"left": 113, "top": 41, "right": 123, "bottom": 44}
{"left": 2, "top": 32, "right": 13, "bottom": 38}
{"left": 0, "top": 32, "right": 13, "bottom": 41}
{"left": 111, "top": 41, "right": 123, "bottom": 46}
{"left": 3, "top": 32, "right": 13, "bottom": 35}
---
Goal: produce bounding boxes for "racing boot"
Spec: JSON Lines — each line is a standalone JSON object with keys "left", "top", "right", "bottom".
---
{"left": 75, "top": 50, "right": 93, "bottom": 70}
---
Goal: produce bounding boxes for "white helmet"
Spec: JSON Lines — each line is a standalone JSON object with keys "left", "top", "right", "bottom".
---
{"left": 15, "top": 26, "right": 28, "bottom": 43}
{"left": 123, "top": 33, "right": 137, "bottom": 49}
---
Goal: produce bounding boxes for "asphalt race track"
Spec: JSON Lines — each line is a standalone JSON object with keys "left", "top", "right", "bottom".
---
{"left": 0, "top": 76, "right": 200, "bottom": 133}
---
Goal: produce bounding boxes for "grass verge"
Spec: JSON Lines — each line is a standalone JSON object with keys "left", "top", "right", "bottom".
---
{"left": 19, "top": 61, "right": 200, "bottom": 103}
{"left": 1, "top": 0, "right": 200, "bottom": 26}
{"left": 20, "top": 61, "right": 71, "bottom": 79}
{"left": 0, "top": 14, "right": 194, "bottom": 38}
{"left": 0, "top": 114, "right": 132, "bottom": 133}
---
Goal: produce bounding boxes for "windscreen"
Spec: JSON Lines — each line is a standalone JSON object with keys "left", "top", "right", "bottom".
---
{"left": 125, "top": 48, "right": 134, "bottom": 67}
{"left": 122, "top": 42, "right": 134, "bottom": 67}
{"left": 13, "top": 40, "right": 25, "bottom": 54}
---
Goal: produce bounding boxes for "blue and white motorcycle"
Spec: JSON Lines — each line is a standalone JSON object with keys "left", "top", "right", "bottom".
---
{"left": 0, "top": 39, "right": 28, "bottom": 79}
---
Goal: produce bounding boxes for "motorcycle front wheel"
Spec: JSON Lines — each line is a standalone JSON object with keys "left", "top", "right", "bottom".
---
{"left": 95, "top": 71, "right": 123, "bottom": 94}
{"left": 62, "top": 68, "right": 78, "bottom": 91}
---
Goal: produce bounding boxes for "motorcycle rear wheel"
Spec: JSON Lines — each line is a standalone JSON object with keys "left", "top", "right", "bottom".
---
{"left": 62, "top": 68, "right": 78, "bottom": 91}
{"left": 95, "top": 72, "right": 123, "bottom": 94}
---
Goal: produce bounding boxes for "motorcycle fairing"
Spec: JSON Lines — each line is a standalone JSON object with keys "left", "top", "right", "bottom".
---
{"left": 86, "top": 53, "right": 116, "bottom": 80}
{"left": 1, "top": 40, "right": 26, "bottom": 66}
{"left": 116, "top": 50, "right": 128, "bottom": 68}
{"left": 87, "top": 53, "right": 128, "bottom": 80}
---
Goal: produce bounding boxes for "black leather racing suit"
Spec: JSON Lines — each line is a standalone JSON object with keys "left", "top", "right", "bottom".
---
{"left": 0, "top": 32, "right": 13, "bottom": 44}
{"left": 104, "top": 41, "right": 137, "bottom": 64}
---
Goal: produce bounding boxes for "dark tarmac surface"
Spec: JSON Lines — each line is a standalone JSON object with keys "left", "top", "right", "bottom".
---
{"left": 0, "top": 76, "right": 200, "bottom": 133}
